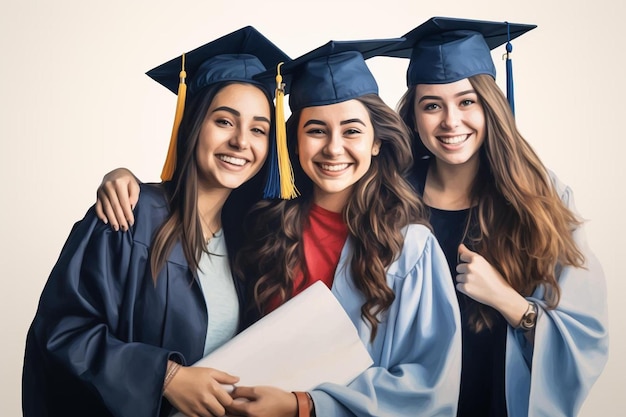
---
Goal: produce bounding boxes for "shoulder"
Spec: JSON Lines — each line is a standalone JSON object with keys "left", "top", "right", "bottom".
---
{"left": 137, "top": 182, "right": 169, "bottom": 208}
{"left": 387, "top": 224, "right": 439, "bottom": 278}
{"left": 546, "top": 169, "right": 577, "bottom": 211}
{"left": 130, "top": 183, "right": 170, "bottom": 246}
{"left": 406, "top": 157, "right": 430, "bottom": 196}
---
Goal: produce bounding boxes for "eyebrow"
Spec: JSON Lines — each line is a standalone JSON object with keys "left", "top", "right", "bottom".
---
{"left": 417, "top": 89, "right": 476, "bottom": 104}
{"left": 302, "top": 119, "right": 326, "bottom": 127}
{"left": 341, "top": 118, "right": 366, "bottom": 126}
{"left": 302, "top": 118, "right": 366, "bottom": 127}
{"left": 212, "top": 106, "right": 270, "bottom": 124}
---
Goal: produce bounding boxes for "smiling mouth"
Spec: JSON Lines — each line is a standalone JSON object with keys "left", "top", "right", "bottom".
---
{"left": 437, "top": 134, "right": 469, "bottom": 145}
{"left": 318, "top": 163, "right": 350, "bottom": 172}
{"left": 217, "top": 155, "right": 248, "bottom": 166}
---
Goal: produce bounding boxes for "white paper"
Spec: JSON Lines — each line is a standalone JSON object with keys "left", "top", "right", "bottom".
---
{"left": 172, "top": 281, "right": 373, "bottom": 416}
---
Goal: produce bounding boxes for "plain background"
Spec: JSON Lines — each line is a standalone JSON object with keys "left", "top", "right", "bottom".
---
{"left": 2, "top": 0, "right": 623, "bottom": 415}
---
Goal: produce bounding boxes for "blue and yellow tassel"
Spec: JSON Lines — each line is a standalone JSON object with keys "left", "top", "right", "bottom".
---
{"left": 263, "top": 62, "right": 299, "bottom": 199}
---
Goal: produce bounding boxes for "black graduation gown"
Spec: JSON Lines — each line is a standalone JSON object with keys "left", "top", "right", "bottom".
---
{"left": 22, "top": 183, "right": 244, "bottom": 417}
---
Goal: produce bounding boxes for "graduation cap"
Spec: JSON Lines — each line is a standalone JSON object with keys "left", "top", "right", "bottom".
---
{"left": 146, "top": 26, "right": 291, "bottom": 181}
{"left": 382, "top": 16, "right": 536, "bottom": 114}
{"left": 256, "top": 38, "right": 405, "bottom": 199}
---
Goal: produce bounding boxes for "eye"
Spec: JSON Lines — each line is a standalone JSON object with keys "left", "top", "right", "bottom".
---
{"left": 251, "top": 127, "right": 268, "bottom": 136}
{"left": 216, "top": 118, "right": 233, "bottom": 127}
{"left": 344, "top": 128, "right": 362, "bottom": 136}
{"left": 423, "top": 102, "right": 440, "bottom": 111}
{"left": 305, "top": 127, "right": 326, "bottom": 136}
{"left": 460, "top": 99, "right": 475, "bottom": 107}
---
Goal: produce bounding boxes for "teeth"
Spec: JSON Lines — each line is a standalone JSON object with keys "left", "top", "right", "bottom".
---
{"left": 320, "top": 163, "right": 349, "bottom": 172}
{"left": 218, "top": 155, "right": 246, "bottom": 166}
{"left": 439, "top": 135, "right": 468, "bottom": 145}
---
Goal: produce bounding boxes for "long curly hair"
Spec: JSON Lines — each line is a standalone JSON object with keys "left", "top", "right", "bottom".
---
{"left": 235, "top": 94, "right": 428, "bottom": 340}
{"left": 398, "top": 74, "right": 584, "bottom": 332}
{"left": 149, "top": 81, "right": 273, "bottom": 280}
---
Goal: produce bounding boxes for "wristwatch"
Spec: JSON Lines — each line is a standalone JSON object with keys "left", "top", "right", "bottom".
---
{"left": 517, "top": 301, "right": 538, "bottom": 331}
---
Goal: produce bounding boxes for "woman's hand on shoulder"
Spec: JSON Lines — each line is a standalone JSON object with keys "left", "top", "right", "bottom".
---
{"left": 163, "top": 366, "right": 239, "bottom": 417}
{"left": 228, "top": 385, "right": 297, "bottom": 417}
{"left": 95, "top": 167, "right": 140, "bottom": 231}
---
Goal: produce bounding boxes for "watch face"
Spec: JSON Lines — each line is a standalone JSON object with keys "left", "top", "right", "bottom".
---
{"left": 519, "top": 302, "right": 537, "bottom": 330}
{"left": 521, "top": 313, "right": 536, "bottom": 329}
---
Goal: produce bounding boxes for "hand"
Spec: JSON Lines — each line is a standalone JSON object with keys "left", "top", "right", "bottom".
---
{"left": 95, "top": 168, "right": 140, "bottom": 231}
{"left": 164, "top": 366, "right": 239, "bottom": 417}
{"left": 228, "top": 386, "right": 297, "bottom": 417}
{"left": 456, "top": 244, "right": 529, "bottom": 326}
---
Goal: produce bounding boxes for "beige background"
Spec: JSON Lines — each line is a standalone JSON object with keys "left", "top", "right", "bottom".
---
{"left": 1, "top": 0, "right": 623, "bottom": 415}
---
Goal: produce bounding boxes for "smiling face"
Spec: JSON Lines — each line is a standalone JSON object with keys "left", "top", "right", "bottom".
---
{"left": 413, "top": 78, "right": 486, "bottom": 169}
{"left": 195, "top": 83, "right": 271, "bottom": 191}
{"left": 297, "top": 99, "right": 380, "bottom": 211}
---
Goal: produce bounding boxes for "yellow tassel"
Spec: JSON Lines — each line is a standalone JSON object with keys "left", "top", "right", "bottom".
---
{"left": 275, "top": 62, "right": 299, "bottom": 199}
{"left": 160, "top": 53, "right": 187, "bottom": 181}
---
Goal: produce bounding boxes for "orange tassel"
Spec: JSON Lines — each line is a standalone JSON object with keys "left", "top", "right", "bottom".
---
{"left": 160, "top": 53, "right": 187, "bottom": 181}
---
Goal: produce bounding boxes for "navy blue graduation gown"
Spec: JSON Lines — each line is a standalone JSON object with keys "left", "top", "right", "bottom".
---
{"left": 22, "top": 183, "right": 244, "bottom": 417}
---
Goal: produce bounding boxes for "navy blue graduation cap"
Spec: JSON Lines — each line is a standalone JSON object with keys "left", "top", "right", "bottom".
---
{"left": 278, "top": 39, "right": 404, "bottom": 111}
{"left": 256, "top": 38, "right": 405, "bottom": 199}
{"left": 382, "top": 16, "right": 536, "bottom": 114}
{"left": 146, "top": 26, "right": 291, "bottom": 180}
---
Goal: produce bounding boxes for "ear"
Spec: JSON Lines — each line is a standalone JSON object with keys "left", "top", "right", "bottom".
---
{"left": 371, "top": 140, "right": 381, "bottom": 156}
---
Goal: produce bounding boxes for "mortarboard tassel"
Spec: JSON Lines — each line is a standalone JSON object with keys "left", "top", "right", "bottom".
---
{"left": 504, "top": 22, "right": 515, "bottom": 116}
{"left": 267, "top": 62, "right": 299, "bottom": 199}
{"left": 160, "top": 53, "right": 187, "bottom": 181}
{"left": 262, "top": 116, "right": 280, "bottom": 198}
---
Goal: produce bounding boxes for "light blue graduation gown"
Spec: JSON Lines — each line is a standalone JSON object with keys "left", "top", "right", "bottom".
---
{"left": 310, "top": 224, "right": 462, "bottom": 416}
{"left": 505, "top": 173, "right": 609, "bottom": 417}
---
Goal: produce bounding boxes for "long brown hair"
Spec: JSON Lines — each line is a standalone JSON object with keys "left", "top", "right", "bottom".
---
{"left": 150, "top": 81, "right": 273, "bottom": 280}
{"left": 235, "top": 94, "right": 428, "bottom": 340}
{"left": 398, "top": 74, "right": 584, "bottom": 331}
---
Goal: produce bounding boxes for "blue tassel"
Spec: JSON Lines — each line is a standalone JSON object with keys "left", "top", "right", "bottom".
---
{"left": 505, "top": 22, "right": 515, "bottom": 116}
{"left": 262, "top": 131, "right": 280, "bottom": 199}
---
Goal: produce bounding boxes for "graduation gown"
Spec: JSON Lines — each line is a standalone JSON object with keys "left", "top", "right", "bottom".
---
{"left": 505, "top": 172, "right": 609, "bottom": 417}
{"left": 310, "top": 224, "right": 462, "bottom": 417}
{"left": 409, "top": 160, "right": 609, "bottom": 416}
{"left": 22, "top": 183, "right": 243, "bottom": 417}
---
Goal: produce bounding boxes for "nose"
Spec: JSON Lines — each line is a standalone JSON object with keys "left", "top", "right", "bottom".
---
{"left": 228, "top": 127, "right": 249, "bottom": 150}
{"left": 441, "top": 107, "right": 460, "bottom": 130}
{"left": 323, "top": 131, "right": 344, "bottom": 157}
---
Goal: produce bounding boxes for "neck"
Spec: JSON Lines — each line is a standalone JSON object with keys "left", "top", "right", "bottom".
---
{"left": 424, "top": 158, "right": 479, "bottom": 210}
{"left": 197, "top": 186, "right": 231, "bottom": 239}
{"left": 313, "top": 187, "right": 350, "bottom": 213}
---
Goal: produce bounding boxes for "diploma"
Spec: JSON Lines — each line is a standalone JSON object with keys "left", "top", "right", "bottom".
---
{"left": 172, "top": 281, "right": 373, "bottom": 416}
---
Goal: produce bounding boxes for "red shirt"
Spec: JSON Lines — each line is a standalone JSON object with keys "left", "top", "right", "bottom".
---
{"left": 267, "top": 204, "right": 348, "bottom": 312}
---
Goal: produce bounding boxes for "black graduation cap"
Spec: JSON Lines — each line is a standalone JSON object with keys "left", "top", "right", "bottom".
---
{"left": 148, "top": 26, "right": 291, "bottom": 181}
{"left": 381, "top": 16, "right": 536, "bottom": 114}
{"left": 256, "top": 38, "right": 404, "bottom": 200}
